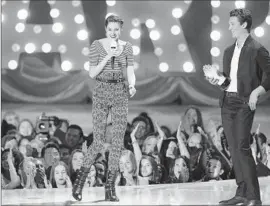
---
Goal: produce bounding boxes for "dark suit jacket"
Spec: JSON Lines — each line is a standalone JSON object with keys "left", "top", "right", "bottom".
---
{"left": 219, "top": 35, "right": 270, "bottom": 107}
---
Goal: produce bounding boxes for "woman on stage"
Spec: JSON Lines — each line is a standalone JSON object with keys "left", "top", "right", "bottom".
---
{"left": 72, "top": 14, "right": 136, "bottom": 202}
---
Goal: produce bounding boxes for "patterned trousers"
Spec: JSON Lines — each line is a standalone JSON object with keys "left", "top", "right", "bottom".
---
{"left": 83, "top": 81, "right": 128, "bottom": 172}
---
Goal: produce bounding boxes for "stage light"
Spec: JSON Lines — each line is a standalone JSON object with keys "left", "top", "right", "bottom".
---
{"left": 265, "top": 15, "right": 270, "bottom": 25}
{"left": 132, "top": 18, "right": 140, "bottom": 27}
{"left": 105, "top": 13, "right": 116, "bottom": 19}
{"left": 84, "top": 61, "right": 90, "bottom": 71}
{"left": 82, "top": 47, "right": 90, "bottom": 56}
{"left": 106, "top": 0, "right": 116, "bottom": 6}
{"left": 159, "top": 62, "right": 169, "bottom": 72}
{"left": 154, "top": 47, "right": 163, "bottom": 56}
{"left": 184, "top": 0, "right": 192, "bottom": 4}
{"left": 132, "top": 46, "right": 140, "bottom": 55}
{"left": 8, "top": 60, "right": 18, "bottom": 70}
{"left": 171, "top": 25, "right": 181, "bottom": 35}
{"left": 133, "top": 62, "right": 139, "bottom": 70}
{"left": 172, "top": 8, "right": 183, "bottom": 18}
{"left": 254, "top": 27, "right": 264, "bottom": 37}
{"left": 42, "top": 43, "right": 52, "bottom": 53}
{"left": 211, "top": 15, "right": 220, "bottom": 24}
{"left": 71, "top": 0, "right": 80, "bottom": 7}
{"left": 17, "top": 9, "right": 28, "bottom": 20}
{"left": 235, "top": 1, "right": 245, "bottom": 8}
{"left": 211, "top": 0, "right": 220, "bottom": 8}
{"left": 12, "top": 44, "right": 20, "bottom": 52}
{"left": 47, "top": 0, "right": 56, "bottom": 5}
{"left": 74, "top": 14, "right": 84, "bottom": 24}
{"left": 210, "top": 47, "right": 220, "bottom": 57}
{"left": 210, "top": 30, "right": 221, "bottom": 41}
{"left": 178, "top": 43, "right": 187, "bottom": 52}
{"left": 77, "top": 29, "right": 88, "bottom": 41}
{"left": 145, "top": 19, "right": 155, "bottom": 29}
{"left": 58, "top": 45, "right": 67, "bottom": 53}
{"left": 149, "top": 30, "right": 160, "bottom": 41}
{"left": 15, "top": 23, "right": 25, "bottom": 33}
{"left": 25, "top": 43, "right": 36, "bottom": 53}
{"left": 50, "top": 8, "right": 60, "bottom": 18}
{"left": 22, "top": 0, "right": 29, "bottom": 3}
{"left": 61, "top": 60, "right": 72, "bottom": 71}
{"left": 130, "top": 29, "right": 141, "bottom": 39}
{"left": 2, "top": 0, "right": 6, "bottom": 6}
{"left": 183, "top": 61, "right": 194, "bottom": 72}
{"left": 52, "top": 22, "right": 63, "bottom": 33}
{"left": 33, "top": 25, "right": 42, "bottom": 33}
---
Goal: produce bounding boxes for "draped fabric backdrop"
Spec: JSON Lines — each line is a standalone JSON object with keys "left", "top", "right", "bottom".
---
{"left": 2, "top": 0, "right": 270, "bottom": 105}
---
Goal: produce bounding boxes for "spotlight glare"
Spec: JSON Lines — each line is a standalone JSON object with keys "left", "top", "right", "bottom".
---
{"left": 17, "top": 9, "right": 28, "bottom": 20}
{"left": 106, "top": 0, "right": 116, "bottom": 6}
{"left": 210, "top": 30, "right": 221, "bottom": 41}
{"left": 52, "top": 22, "right": 63, "bottom": 33}
{"left": 145, "top": 19, "right": 155, "bottom": 29}
{"left": 266, "top": 15, "right": 270, "bottom": 25}
{"left": 171, "top": 25, "right": 181, "bottom": 35}
{"left": 154, "top": 47, "right": 163, "bottom": 56}
{"left": 210, "top": 47, "right": 221, "bottom": 57}
{"left": 133, "top": 62, "right": 139, "bottom": 70}
{"left": 84, "top": 61, "right": 90, "bottom": 71}
{"left": 77, "top": 30, "right": 88, "bottom": 41}
{"left": 235, "top": 1, "right": 246, "bottom": 8}
{"left": 183, "top": 61, "right": 194, "bottom": 73}
{"left": 254, "top": 27, "right": 264, "bottom": 37}
{"left": 132, "top": 46, "right": 140, "bottom": 55}
{"left": 42, "top": 43, "right": 52, "bottom": 53}
{"left": 58, "top": 45, "right": 67, "bottom": 53}
{"left": 50, "top": 8, "right": 60, "bottom": 18}
{"left": 74, "top": 14, "right": 84, "bottom": 24}
{"left": 61, "top": 60, "right": 72, "bottom": 71}
{"left": 47, "top": 0, "right": 56, "bottom": 5}
{"left": 71, "top": 0, "right": 80, "bottom": 7}
{"left": 33, "top": 25, "right": 42, "bottom": 33}
{"left": 12, "top": 44, "right": 20, "bottom": 52}
{"left": 211, "top": 0, "right": 221, "bottom": 8}
{"left": 178, "top": 44, "right": 187, "bottom": 52}
{"left": 8, "top": 60, "right": 18, "bottom": 70}
{"left": 82, "top": 47, "right": 90, "bottom": 56}
{"left": 149, "top": 30, "right": 160, "bottom": 41}
{"left": 132, "top": 18, "right": 140, "bottom": 27}
{"left": 25, "top": 43, "right": 36, "bottom": 53}
{"left": 172, "top": 8, "right": 183, "bottom": 18}
{"left": 130, "top": 29, "right": 141, "bottom": 39}
{"left": 15, "top": 23, "right": 25, "bottom": 33}
{"left": 159, "top": 62, "right": 169, "bottom": 72}
{"left": 211, "top": 15, "right": 220, "bottom": 24}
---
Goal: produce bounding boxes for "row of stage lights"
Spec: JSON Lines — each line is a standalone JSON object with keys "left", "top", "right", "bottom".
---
{"left": 2, "top": 0, "right": 270, "bottom": 73}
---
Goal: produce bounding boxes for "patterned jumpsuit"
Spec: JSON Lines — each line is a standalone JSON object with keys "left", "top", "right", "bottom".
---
{"left": 83, "top": 40, "right": 134, "bottom": 172}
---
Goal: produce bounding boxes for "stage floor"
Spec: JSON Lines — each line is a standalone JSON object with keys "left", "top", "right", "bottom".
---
{"left": 2, "top": 177, "right": 270, "bottom": 205}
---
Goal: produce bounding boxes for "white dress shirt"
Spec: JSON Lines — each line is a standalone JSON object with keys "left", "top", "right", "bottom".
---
{"left": 226, "top": 42, "right": 243, "bottom": 92}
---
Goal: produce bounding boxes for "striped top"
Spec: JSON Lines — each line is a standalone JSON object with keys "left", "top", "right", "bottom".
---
{"left": 89, "top": 40, "right": 134, "bottom": 81}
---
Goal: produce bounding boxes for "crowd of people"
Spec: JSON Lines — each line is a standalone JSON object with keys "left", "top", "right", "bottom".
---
{"left": 2, "top": 107, "right": 270, "bottom": 190}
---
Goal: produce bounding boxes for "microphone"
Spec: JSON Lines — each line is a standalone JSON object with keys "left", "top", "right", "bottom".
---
{"left": 110, "top": 40, "right": 117, "bottom": 69}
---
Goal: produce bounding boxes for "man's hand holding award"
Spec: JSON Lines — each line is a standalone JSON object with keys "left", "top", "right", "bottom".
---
{"left": 203, "top": 64, "right": 226, "bottom": 86}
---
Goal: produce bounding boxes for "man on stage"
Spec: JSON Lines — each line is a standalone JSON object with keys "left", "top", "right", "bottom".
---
{"left": 204, "top": 8, "right": 270, "bottom": 206}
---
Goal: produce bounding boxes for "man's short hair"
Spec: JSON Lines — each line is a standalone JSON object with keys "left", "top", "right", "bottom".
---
{"left": 230, "top": 8, "right": 252, "bottom": 33}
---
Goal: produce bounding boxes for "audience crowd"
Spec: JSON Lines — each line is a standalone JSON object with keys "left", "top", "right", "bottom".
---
{"left": 2, "top": 107, "right": 270, "bottom": 190}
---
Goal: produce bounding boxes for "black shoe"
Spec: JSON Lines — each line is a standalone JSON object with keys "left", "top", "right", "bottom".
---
{"left": 244, "top": 200, "right": 262, "bottom": 206}
{"left": 219, "top": 196, "right": 247, "bottom": 205}
{"left": 72, "top": 167, "right": 90, "bottom": 201}
{"left": 104, "top": 170, "right": 119, "bottom": 202}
